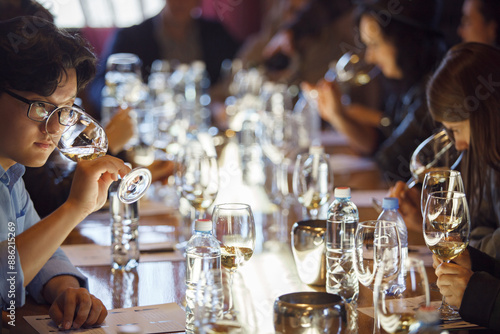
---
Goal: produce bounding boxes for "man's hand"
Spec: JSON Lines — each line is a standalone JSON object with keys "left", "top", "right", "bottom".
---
{"left": 49, "top": 287, "right": 107, "bottom": 330}
{"left": 66, "top": 156, "right": 130, "bottom": 217}
{"left": 435, "top": 261, "right": 473, "bottom": 309}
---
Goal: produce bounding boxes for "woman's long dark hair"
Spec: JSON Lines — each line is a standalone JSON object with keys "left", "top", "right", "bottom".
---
{"left": 356, "top": 0, "right": 446, "bottom": 88}
{"left": 427, "top": 42, "right": 500, "bottom": 214}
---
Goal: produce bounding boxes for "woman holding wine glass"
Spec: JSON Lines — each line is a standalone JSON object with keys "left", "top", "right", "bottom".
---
{"left": 305, "top": 0, "right": 445, "bottom": 182}
{"left": 423, "top": 191, "right": 470, "bottom": 320}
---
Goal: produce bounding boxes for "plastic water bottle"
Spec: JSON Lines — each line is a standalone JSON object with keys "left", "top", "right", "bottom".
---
{"left": 185, "top": 219, "right": 221, "bottom": 332}
{"left": 378, "top": 197, "right": 408, "bottom": 293}
{"left": 110, "top": 181, "right": 140, "bottom": 271}
{"left": 326, "top": 187, "right": 359, "bottom": 303}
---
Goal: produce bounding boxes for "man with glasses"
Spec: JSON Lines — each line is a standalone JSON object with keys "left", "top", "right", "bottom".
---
{"left": 0, "top": 17, "right": 130, "bottom": 330}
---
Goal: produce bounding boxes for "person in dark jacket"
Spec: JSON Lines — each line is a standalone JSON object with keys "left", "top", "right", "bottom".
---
{"left": 305, "top": 0, "right": 445, "bottom": 182}
{"left": 87, "top": 0, "right": 240, "bottom": 117}
{"left": 434, "top": 246, "right": 500, "bottom": 330}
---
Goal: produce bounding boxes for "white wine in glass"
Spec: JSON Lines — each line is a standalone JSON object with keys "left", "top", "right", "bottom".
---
{"left": 212, "top": 203, "right": 256, "bottom": 319}
{"left": 423, "top": 191, "right": 470, "bottom": 320}
{"left": 293, "top": 147, "right": 333, "bottom": 219}
{"left": 45, "top": 106, "right": 152, "bottom": 203}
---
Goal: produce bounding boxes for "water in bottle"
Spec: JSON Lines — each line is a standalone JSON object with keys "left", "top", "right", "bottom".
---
{"left": 378, "top": 197, "right": 408, "bottom": 293}
{"left": 110, "top": 181, "right": 140, "bottom": 270}
{"left": 326, "top": 187, "right": 359, "bottom": 303}
{"left": 185, "top": 219, "right": 221, "bottom": 333}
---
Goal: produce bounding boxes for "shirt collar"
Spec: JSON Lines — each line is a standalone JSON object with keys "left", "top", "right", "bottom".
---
{"left": 0, "top": 163, "right": 26, "bottom": 190}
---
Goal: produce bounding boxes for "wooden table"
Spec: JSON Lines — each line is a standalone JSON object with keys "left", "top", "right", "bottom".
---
{"left": 2, "top": 158, "right": 490, "bottom": 334}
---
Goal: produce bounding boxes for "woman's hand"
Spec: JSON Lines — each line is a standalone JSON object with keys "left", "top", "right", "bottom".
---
{"left": 388, "top": 181, "right": 422, "bottom": 232}
{"left": 435, "top": 261, "right": 473, "bottom": 309}
{"left": 66, "top": 156, "right": 130, "bottom": 216}
{"left": 49, "top": 287, "right": 107, "bottom": 330}
{"left": 301, "top": 80, "right": 344, "bottom": 127}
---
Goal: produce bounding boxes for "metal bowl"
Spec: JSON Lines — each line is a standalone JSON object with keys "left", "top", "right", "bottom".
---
{"left": 273, "top": 292, "right": 346, "bottom": 333}
{"left": 291, "top": 219, "right": 327, "bottom": 286}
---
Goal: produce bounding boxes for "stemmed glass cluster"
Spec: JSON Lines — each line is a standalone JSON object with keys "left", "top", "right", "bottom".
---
{"left": 354, "top": 220, "right": 401, "bottom": 334}
{"left": 45, "top": 106, "right": 152, "bottom": 203}
{"left": 423, "top": 190, "right": 470, "bottom": 320}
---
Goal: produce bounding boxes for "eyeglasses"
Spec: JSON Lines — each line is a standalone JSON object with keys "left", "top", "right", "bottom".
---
{"left": 3, "top": 89, "right": 81, "bottom": 126}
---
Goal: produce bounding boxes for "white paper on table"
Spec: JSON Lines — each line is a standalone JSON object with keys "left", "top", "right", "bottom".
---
{"left": 60, "top": 244, "right": 184, "bottom": 267}
{"left": 357, "top": 297, "right": 478, "bottom": 330}
{"left": 408, "top": 245, "right": 434, "bottom": 267}
{"left": 350, "top": 189, "right": 388, "bottom": 208}
{"left": 24, "top": 303, "right": 185, "bottom": 334}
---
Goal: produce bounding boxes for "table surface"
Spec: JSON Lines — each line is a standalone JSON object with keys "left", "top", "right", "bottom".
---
{"left": 2, "top": 143, "right": 490, "bottom": 334}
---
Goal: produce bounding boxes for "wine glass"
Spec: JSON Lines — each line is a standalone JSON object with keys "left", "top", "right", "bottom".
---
{"left": 420, "top": 170, "right": 464, "bottom": 217}
{"left": 325, "top": 51, "right": 380, "bottom": 87}
{"left": 194, "top": 269, "right": 256, "bottom": 334}
{"left": 374, "top": 257, "right": 431, "bottom": 334}
{"left": 292, "top": 148, "right": 333, "bottom": 219}
{"left": 407, "top": 129, "right": 464, "bottom": 188}
{"left": 45, "top": 106, "right": 152, "bottom": 203}
{"left": 175, "top": 149, "right": 219, "bottom": 220}
{"left": 353, "top": 220, "right": 401, "bottom": 334}
{"left": 212, "top": 203, "right": 256, "bottom": 319}
{"left": 423, "top": 191, "right": 470, "bottom": 320}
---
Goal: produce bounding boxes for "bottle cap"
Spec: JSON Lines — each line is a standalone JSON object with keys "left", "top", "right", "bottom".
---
{"left": 195, "top": 219, "right": 212, "bottom": 232}
{"left": 334, "top": 187, "right": 351, "bottom": 198}
{"left": 309, "top": 146, "right": 324, "bottom": 155}
{"left": 382, "top": 197, "right": 399, "bottom": 210}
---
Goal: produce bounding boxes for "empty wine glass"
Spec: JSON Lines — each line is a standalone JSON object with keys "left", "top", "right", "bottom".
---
{"left": 45, "top": 106, "right": 151, "bottom": 203}
{"left": 292, "top": 147, "right": 333, "bottom": 219}
{"left": 353, "top": 220, "right": 401, "bottom": 334}
{"left": 423, "top": 191, "right": 470, "bottom": 320}
{"left": 325, "top": 51, "right": 380, "bottom": 87}
{"left": 212, "top": 203, "right": 256, "bottom": 319}
{"left": 407, "top": 129, "right": 464, "bottom": 188}
{"left": 420, "top": 170, "right": 464, "bottom": 217}
{"left": 175, "top": 149, "right": 219, "bottom": 220}
{"left": 374, "top": 257, "right": 431, "bottom": 334}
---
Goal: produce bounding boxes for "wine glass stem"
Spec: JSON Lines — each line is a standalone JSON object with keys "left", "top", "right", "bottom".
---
{"left": 309, "top": 208, "right": 318, "bottom": 220}
{"left": 195, "top": 209, "right": 205, "bottom": 220}
{"left": 227, "top": 270, "right": 235, "bottom": 314}
{"left": 372, "top": 290, "right": 382, "bottom": 334}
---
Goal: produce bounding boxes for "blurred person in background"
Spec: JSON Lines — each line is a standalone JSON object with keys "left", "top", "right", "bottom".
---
{"left": 458, "top": 0, "right": 500, "bottom": 46}
{"left": 304, "top": 0, "right": 446, "bottom": 182}
{"left": 87, "top": 0, "right": 240, "bottom": 116}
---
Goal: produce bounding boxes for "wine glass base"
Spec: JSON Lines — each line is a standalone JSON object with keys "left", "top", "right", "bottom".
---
{"left": 439, "top": 305, "right": 462, "bottom": 321}
{"left": 118, "top": 167, "right": 152, "bottom": 204}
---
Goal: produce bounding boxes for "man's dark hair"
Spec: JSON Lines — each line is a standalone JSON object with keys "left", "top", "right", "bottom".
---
{"left": 0, "top": 16, "right": 96, "bottom": 96}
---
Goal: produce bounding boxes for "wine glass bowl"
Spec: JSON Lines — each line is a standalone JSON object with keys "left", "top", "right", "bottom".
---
{"left": 420, "top": 170, "right": 464, "bottom": 217}
{"left": 423, "top": 191, "right": 470, "bottom": 319}
{"left": 408, "top": 130, "right": 464, "bottom": 188}
{"left": 374, "top": 257, "right": 431, "bottom": 334}
{"left": 212, "top": 203, "right": 256, "bottom": 318}
{"left": 176, "top": 150, "right": 219, "bottom": 219}
{"left": 45, "top": 107, "right": 152, "bottom": 204}
{"left": 292, "top": 149, "right": 333, "bottom": 220}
